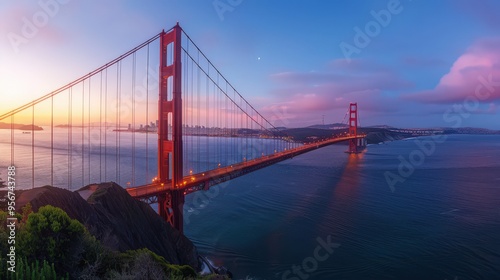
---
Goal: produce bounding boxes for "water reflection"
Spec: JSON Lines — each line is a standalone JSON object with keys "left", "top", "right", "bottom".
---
{"left": 319, "top": 152, "right": 365, "bottom": 238}
{"left": 333, "top": 153, "right": 364, "bottom": 198}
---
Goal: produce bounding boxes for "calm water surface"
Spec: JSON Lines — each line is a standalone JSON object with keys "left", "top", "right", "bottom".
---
{"left": 1, "top": 131, "right": 499, "bottom": 279}
{"left": 185, "top": 135, "right": 500, "bottom": 280}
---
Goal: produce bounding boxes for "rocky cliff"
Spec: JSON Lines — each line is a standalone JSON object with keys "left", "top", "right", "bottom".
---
{"left": 15, "top": 182, "right": 199, "bottom": 270}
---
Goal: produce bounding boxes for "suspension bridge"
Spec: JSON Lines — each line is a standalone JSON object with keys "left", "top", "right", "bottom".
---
{"left": 0, "top": 23, "right": 366, "bottom": 233}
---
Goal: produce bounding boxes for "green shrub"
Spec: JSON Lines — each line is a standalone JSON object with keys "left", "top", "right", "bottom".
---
{"left": 0, "top": 205, "right": 224, "bottom": 279}
{"left": 18, "top": 205, "right": 86, "bottom": 274}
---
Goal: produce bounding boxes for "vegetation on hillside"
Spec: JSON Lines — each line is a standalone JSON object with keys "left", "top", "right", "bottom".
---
{"left": 0, "top": 204, "right": 228, "bottom": 279}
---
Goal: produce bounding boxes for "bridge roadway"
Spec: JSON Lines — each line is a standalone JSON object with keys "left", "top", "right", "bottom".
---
{"left": 126, "top": 135, "right": 365, "bottom": 199}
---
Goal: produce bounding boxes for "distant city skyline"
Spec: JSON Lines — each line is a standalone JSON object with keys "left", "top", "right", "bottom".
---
{"left": 1, "top": 1, "right": 499, "bottom": 129}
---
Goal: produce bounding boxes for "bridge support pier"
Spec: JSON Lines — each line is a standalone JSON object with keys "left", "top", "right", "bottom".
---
{"left": 158, "top": 190, "right": 185, "bottom": 233}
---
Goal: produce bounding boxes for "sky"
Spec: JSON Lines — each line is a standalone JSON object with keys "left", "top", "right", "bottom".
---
{"left": 1, "top": 0, "right": 499, "bottom": 129}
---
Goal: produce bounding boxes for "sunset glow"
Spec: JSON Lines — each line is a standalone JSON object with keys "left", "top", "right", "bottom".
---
{"left": 1, "top": 1, "right": 499, "bottom": 128}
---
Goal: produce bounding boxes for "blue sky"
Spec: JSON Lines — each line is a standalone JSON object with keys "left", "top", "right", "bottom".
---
{"left": 1, "top": 0, "right": 499, "bottom": 128}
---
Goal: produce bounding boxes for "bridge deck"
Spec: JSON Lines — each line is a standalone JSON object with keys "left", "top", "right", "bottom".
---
{"left": 126, "top": 135, "right": 365, "bottom": 199}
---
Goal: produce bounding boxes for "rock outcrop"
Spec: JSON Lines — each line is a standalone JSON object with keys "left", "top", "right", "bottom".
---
{"left": 15, "top": 182, "right": 199, "bottom": 270}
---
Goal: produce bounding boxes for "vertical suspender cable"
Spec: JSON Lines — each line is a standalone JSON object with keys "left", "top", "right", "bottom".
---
{"left": 217, "top": 74, "right": 220, "bottom": 166}
{"left": 88, "top": 77, "right": 91, "bottom": 184}
{"left": 115, "top": 61, "right": 120, "bottom": 183}
{"left": 206, "top": 67, "right": 209, "bottom": 170}
{"left": 104, "top": 69, "right": 108, "bottom": 181}
{"left": 51, "top": 96, "right": 54, "bottom": 186}
{"left": 68, "top": 87, "right": 72, "bottom": 189}
{"left": 245, "top": 101, "right": 248, "bottom": 160}
{"left": 196, "top": 50, "right": 201, "bottom": 173}
{"left": 233, "top": 89, "right": 236, "bottom": 162}
{"left": 99, "top": 71, "right": 103, "bottom": 182}
{"left": 118, "top": 61, "right": 122, "bottom": 184}
{"left": 132, "top": 52, "right": 136, "bottom": 186}
{"left": 31, "top": 105, "right": 34, "bottom": 189}
{"left": 145, "top": 44, "right": 150, "bottom": 183}
{"left": 216, "top": 76, "right": 219, "bottom": 166}
{"left": 224, "top": 83, "right": 227, "bottom": 161}
{"left": 190, "top": 47, "right": 194, "bottom": 174}
{"left": 187, "top": 48, "right": 189, "bottom": 173}
{"left": 82, "top": 81, "right": 85, "bottom": 187}
{"left": 189, "top": 45, "right": 193, "bottom": 174}
{"left": 118, "top": 62, "right": 121, "bottom": 184}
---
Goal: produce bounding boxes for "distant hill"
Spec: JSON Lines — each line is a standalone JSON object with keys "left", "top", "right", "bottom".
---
{"left": 282, "top": 127, "right": 412, "bottom": 144}
{"left": 0, "top": 122, "right": 43, "bottom": 130}
{"left": 440, "top": 127, "right": 500, "bottom": 135}
{"left": 365, "top": 125, "right": 396, "bottom": 129}
{"left": 307, "top": 123, "right": 347, "bottom": 130}
{"left": 281, "top": 128, "right": 340, "bottom": 142}
{"left": 282, "top": 124, "right": 500, "bottom": 144}
{"left": 359, "top": 127, "right": 412, "bottom": 144}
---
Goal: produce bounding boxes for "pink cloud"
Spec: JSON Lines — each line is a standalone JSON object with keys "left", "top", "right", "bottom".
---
{"left": 0, "top": 2, "right": 69, "bottom": 52}
{"left": 261, "top": 59, "right": 414, "bottom": 126}
{"left": 404, "top": 38, "right": 500, "bottom": 104}
{"left": 0, "top": 5, "right": 32, "bottom": 43}
{"left": 271, "top": 59, "right": 413, "bottom": 93}
{"left": 260, "top": 89, "right": 403, "bottom": 127}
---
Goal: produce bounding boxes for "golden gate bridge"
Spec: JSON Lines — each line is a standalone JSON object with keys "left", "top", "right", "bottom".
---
{"left": 0, "top": 23, "right": 366, "bottom": 233}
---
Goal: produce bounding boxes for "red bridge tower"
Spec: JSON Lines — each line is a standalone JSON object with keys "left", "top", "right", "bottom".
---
{"left": 157, "top": 24, "right": 185, "bottom": 233}
{"left": 348, "top": 102, "right": 362, "bottom": 153}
